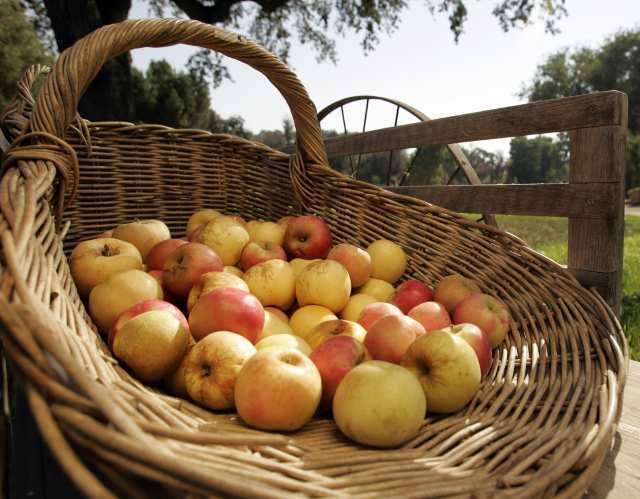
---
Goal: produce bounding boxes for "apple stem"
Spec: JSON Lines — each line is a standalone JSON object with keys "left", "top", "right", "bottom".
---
{"left": 101, "top": 244, "right": 111, "bottom": 257}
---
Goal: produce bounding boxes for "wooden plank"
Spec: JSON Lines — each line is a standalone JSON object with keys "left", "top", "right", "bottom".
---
{"left": 568, "top": 115, "right": 627, "bottom": 314}
{"left": 586, "top": 360, "right": 640, "bottom": 498}
{"left": 386, "top": 183, "right": 618, "bottom": 219}
{"left": 569, "top": 269, "right": 618, "bottom": 305}
{"left": 323, "top": 91, "right": 626, "bottom": 157}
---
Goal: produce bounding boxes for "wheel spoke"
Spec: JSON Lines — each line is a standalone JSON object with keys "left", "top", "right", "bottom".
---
{"left": 386, "top": 104, "right": 401, "bottom": 186}
{"left": 355, "top": 98, "right": 370, "bottom": 179}
{"left": 340, "top": 105, "right": 356, "bottom": 176}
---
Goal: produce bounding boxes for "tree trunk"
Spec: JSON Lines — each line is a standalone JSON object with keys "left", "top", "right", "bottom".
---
{"left": 42, "top": 0, "right": 132, "bottom": 122}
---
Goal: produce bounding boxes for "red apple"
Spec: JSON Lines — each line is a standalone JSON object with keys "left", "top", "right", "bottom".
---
{"left": 239, "top": 241, "right": 287, "bottom": 271}
{"left": 162, "top": 242, "right": 223, "bottom": 298}
{"left": 392, "top": 280, "right": 433, "bottom": 314}
{"left": 146, "top": 239, "right": 187, "bottom": 271}
{"left": 148, "top": 270, "right": 181, "bottom": 306}
{"left": 433, "top": 274, "right": 481, "bottom": 314}
{"left": 283, "top": 215, "right": 333, "bottom": 259}
{"left": 310, "top": 335, "right": 370, "bottom": 412}
{"left": 452, "top": 323, "right": 493, "bottom": 376}
{"left": 109, "top": 298, "right": 189, "bottom": 349}
{"left": 453, "top": 293, "right": 511, "bottom": 347}
{"left": 188, "top": 287, "right": 264, "bottom": 343}
{"left": 364, "top": 314, "right": 426, "bottom": 364}
{"left": 327, "top": 243, "right": 372, "bottom": 288}
{"left": 357, "top": 302, "right": 402, "bottom": 331}
{"left": 408, "top": 301, "right": 451, "bottom": 332}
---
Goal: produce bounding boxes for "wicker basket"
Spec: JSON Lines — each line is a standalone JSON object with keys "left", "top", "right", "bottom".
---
{"left": 0, "top": 18, "right": 628, "bottom": 498}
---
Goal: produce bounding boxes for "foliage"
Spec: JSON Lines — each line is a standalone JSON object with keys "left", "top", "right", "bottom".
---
{"left": 520, "top": 28, "right": 640, "bottom": 189}
{"left": 0, "top": 0, "right": 52, "bottom": 110}
{"left": 506, "top": 135, "right": 568, "bottom": 184}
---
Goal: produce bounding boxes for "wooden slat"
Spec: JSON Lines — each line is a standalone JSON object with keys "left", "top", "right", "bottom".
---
{"left": 323, "top": 91, "right": 626, "bottom": 157}
{"left": 587, "top": 360, "right": 640, "bottom": 498}
{"left": 568, "top": 109, "right": 627, "bottom": 314}
{"left": 569, "top": 269, "right": 619, "bottom": 304}
{"left": 387, "top": 183, "right": 618, "bottom": 218}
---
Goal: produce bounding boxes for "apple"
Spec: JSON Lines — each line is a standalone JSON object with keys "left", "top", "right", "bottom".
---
{"left": 289, "top": 305, "right": 337, "bottom": 342}
{"left": 364, "top": 315, "right": 425, "bottom": 364}
{"left": 259, "top": 308, "right": 295, "bottom": 340}
{"left": 339, "top": 293, "right": 378, "bottom": 322}
{"left": 283, "top": 215, "right": 333, "bottom": 259}
{"left": 162, "top": 242, "right": 223, "bottom": 298}
{"left": 217, "top": 214, "right": 247, "bottom": 228}
{"left": 357, "top": 302, "right": 402, "bottom": 331}
{"left": 452, "top": 323, "right": 493, "bottom": 377}
{"left": 255, "top": 334, "right": 312, "bottom": 356}
{"left": 327, "top": 243, "right": 372, "bottom": 288}
{"left": 392, "top": 280, "right": 433, "bottom": 314}
{"left": 357, "top": 278, "right": 395, "bottom": 302}
{"left": 243, "top": 259, "right": 296, "bottom": 310}
{"left": 305, "top": 319, "right": 368, "bottom": 350}
{"left": 164, "top": 337, "right": 196, "bottom": 399}
{"left": 278, "top": 215, "right": 295, "bottom": 231}
{"left": 108, "top": 298, "right": 189, "bottom": 349}
{"left": 98, "top": 229, "right": 113, "bottom": 238}
{"left": 234, "top": 348, "right": 322, "bottom": 430}
{"left": 186, "top": 209, "right": 222, "bottom": 239}
{"left": 264, "top": 307, "right": 289, "bottom": 323}
{"left": 148, "top": 270, "right": 181, "bottom": 306}
{"left": 247, "top": 221, "right": 286, "bottom": 246}
{"left": 433, "top": 274, "right": 481, "bottom": 314}
{"left": 186, "top": 270, "right": 249, "bottom": 311}
{"left": 224, "top": 266, "right": 244, "bottom": 277}
{"left": 145, "top": 239, "right": 187, "bottom": 271}
{"left": 112, "top": 219, "right": 171, "bottom": 260}
{"left": 194, "top": 218, "right": 250, "bottom": 266}
{"left": 366, "top": 239, "right": 407, "bottom": 284}
{"left": 408, "top": 301, "right": 451, "bottom": 332}
{"left": 89, "top": 269, "right": 163, "bottom": 332}
{"left": 401, "top": 329, "right": 481, "bottom": 413}
{"left": 183, "top": 331, "right": 256, "bottom": 410}
{"left": 70, "top": 238, "right": 143, "bottom": 297}
{"left": 239, "top": 241, "right": 287, "bottom": 271}
{"left": 453, "top": 293, "right": 511, "bottom": 347}
{"left": 289, "top": 258, "right": 321, "bottom": 278}
{"left": 333, "top": 361, "right": 426, "bottom": 447}
{"left": 188, "top": 287, "right": 264, "bottom": 343}
{"left": 111, "top": 309, "right": 190, "bottom": 382}
{"left": 310, "top": 336, "right": 370, "bottom": 411}
{"left": 296, "top": 260, "right": 351, "bottom": 313}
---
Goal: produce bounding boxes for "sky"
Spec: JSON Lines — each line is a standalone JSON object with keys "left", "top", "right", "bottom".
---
{"left": 129, "top": 0, "right": 640, "bottom": 154}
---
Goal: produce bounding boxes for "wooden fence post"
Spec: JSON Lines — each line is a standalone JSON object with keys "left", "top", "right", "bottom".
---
{"left": 568, "top": 93, "right": 628, "bottom": 315}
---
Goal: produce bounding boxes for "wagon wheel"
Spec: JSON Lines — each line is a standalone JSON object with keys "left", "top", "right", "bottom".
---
{"left": 317, "top": 95, "right": 497, "bottom": 227}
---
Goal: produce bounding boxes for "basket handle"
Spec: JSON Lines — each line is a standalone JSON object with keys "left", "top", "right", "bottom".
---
{"left": 28, "top": 18, "right": 328, "bottom": 167}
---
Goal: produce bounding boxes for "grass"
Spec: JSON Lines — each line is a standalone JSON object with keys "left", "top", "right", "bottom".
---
{"left": 493, "top": 214, "right": 640, "bottom": 360}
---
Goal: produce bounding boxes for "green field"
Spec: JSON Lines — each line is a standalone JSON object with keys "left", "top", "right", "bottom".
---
{"left": 493, "top": 215, "right": 640, "bottom": 360}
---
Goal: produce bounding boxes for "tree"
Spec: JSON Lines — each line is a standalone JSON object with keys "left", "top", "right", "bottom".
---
{"left": 506, "top": 136, "right": 568, "bottom": 184}
{"left": 520, "top": 29, "right": 640, "bottom": 189}
{"left": 0, "top": 0, "right": 52, "bottom": 111}
{"left": 24, "top": 0, "right": 567, "bottom": 121}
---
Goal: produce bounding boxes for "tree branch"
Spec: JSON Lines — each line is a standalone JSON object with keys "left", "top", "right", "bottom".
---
{"left": 172, "top": 0, "right": 289, "bottom": 24}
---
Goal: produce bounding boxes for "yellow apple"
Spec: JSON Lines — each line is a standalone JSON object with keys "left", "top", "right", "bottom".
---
{"left": 289, "top": 258, "right": 321, "bottom": 278}
{"left": 358, "top": 278, "right": 395, "bottom": 302}
{"left": 327, "top": 243, "right": 372, "bottom": 288}
{"left": 366, "top": 239, "right": 407, "bottom": 284}
{"left": 187, "top": 271, "right": 249, "bottom": 311}
{"left": 186, "top": 209, "right": 222, "bottom": 238}
{"left": 194, "top": 218, "right": 250, "bottom": 266}
{"left": 223, "top": 265, "right": 244, "bottom": 277}
{"left": 89, "top": 269, "right": 163, "bottom": 332}
{"left": 70, "top": 238, "right": 143, "bottom": 297}
{"left": 305, "top": 319, "right": 368, "bottom": 350}
{"left": 247, "top": 221, "right": 286, "bottom": 245}
{"left": 243, "top": 259, "right": 296, "bottom": 310}
{"left": 255, "top": 334, "right": 312, "bottom": 356}
{"left": 401, "top": 329, "right": 481, "bottom": 413}
{"left": 112, "top": 219, "right": 171, "bottom": 260}
{"left": 164, "top": 337, "right": 196, "bottom": 399}
{"left": 340, "top": 293, "right": 378, "bottom": 322}
{"left": 184, "top": 331, "right": 256, "bottom": 410}
{"left": 434, "top": 274, "right": 482, "bottom": 314}
{"left": 265, "top": 307, "right": 289, "bottom": 323}
{"left": 258, "top": 309, "right": 295, "bottom": 340}
{"left": 296, "top": 260, "right": 351, "bottom": 313}
{"left": 289, "top": 305, "right": 337, "bottom": 341}
{"left": 333, "top": 361, "right": 426, "bottom": 447}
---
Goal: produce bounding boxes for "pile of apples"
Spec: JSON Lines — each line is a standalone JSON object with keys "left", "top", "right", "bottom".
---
{"left": 69, "top": 210, "right": 511, "bottom": 448}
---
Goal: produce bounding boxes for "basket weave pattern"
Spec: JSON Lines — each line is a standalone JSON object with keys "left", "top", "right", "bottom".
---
{"left": 0, "top": 19, "right": 628, "bottom": 498}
